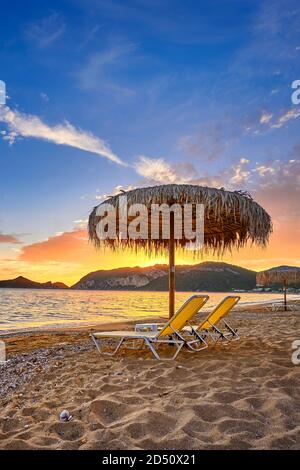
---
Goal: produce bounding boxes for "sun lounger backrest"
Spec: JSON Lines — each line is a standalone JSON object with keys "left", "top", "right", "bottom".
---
{"left": 198, "top": 296, "right": 240, "bottom": 331}
{"left": 158, "top": 295, "right": 209, "bottom": 337}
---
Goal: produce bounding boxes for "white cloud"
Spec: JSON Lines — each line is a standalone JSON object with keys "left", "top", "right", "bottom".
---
{"left": 228, "top": 158, "right": 251, "bottom": 186}
{"left": 260, "top": 111, "right": 273, "bottom": 124}
{"left": 0, "top": 106, "right": 125, "bottom": 165}
{"left": 135, "top": 156, "right": 180, "bottom": 184}
{"left": 134, "top": 156, "right": 200, "bottom": 185}
{"left": 271, "top": 108, "right": 300, "bottom": 129}
{"left": 134, "top": 155, "right": 251, "bottom": 189}
{"left": 73, "top": 219, "right": 88, "bottom": 229}
{"left": 227, "top": 159, "right": 300, "bottom": 192}
{"left": 254, "top": 164, "right": 276, "bottom": 177}
{"left": 253, "top": 108, "right": 300, "bottom": 134}
{"left": 95, "top": 194, "right": 106, "bottom": 200}
{"left": 133, "top": 155, "right": 234, "bottom": 189}
{"left": 95, "top": 184, "right": 136, "bottom": 200}
{"left": 132, "top": 155, "right": 300, "bottom": 197}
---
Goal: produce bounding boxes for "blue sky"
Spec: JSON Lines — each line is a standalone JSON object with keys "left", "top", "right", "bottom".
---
{"left": 0, "top": 0, "right": 300, "bottom": 283}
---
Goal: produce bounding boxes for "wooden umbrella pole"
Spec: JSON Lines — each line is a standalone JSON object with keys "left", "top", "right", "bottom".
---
{"left": 283, "top": 279, "right": 288, "bottom": 311}
{"left": 169, "top": 211, "right": 175, "bottom": 319}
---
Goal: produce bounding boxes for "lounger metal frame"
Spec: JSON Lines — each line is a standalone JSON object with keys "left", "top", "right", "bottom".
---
{"left": 202, "top": 318, "right": 239, "bottom": 343}
{"left": 136, "top": 295, "right": 240, "bottom": 349}
{"left": 178, "top": 322, "right": 208, "bottom": 351}
{"left": 91, "top": 294, "right": 209, "bottom": 360}
{"left": 197, "top": 296, "right": 240, "bottom": 344}
{"left": 134, "top": 320, "right": 208, "bottom": 352}
{"left": 91, "top": 327, "right": 186, "bottom": 361}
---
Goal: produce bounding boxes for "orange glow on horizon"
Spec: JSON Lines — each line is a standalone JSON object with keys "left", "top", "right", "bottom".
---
{"left": 1, "top": 236, "right": 299, "bottom": 287}
{"left": 0, "top": 216, "right": 299, "bottom": 286}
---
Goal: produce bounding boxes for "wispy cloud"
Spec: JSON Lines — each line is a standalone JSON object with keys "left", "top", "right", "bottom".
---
{"left": 95, "top": 184, "right": 136, "bottom": 201}
{"left": 84, "top": 0, "right": 243, "bottom": 45}
{"left": 78, "top": 24, "right": 103, "bottom": 50}
{"left": 271, "top": 108, "right": 300, "bottom": 128}
{"left": 77, "top": 42, "right": 137, "bottom": 96}
{"left": 135, "top": 156, "right": 180, "bottom": 184}
{"left": 228, "top": 158, "right": 251, "bottom": 186}
{"left": 134, "top": 155, "right": 225, "bottom": 187}
{"left": 134, "top": 155, "right": 250, "bottom": 188}
{"left": 260, "top": 111, "right": 273, "bottom": 124}
{"left": 40, "top": 92, "right": 50, "bottom": 102}
{"left": 25, "top": 12, "right": 66, "bottom": 48}
{"left": 133, "top": 154, "right": 300, "bottom": 196}
{"left": 247, "top": 107, "right": 300, "bottom": 135}
{"left": 178, "top": 123, "right": 226, "bottom": 162}
{"left": 134, "top": 156, "right": 198, "bottom": 184}
{"left": 0, "top": 106, "right": 125, "bottom": 165}
{"left": 0, "top": 232, "right": 21, "bottom": 244}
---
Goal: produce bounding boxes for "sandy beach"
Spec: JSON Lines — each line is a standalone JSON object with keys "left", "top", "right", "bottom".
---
{"left": 0, "top": 302, "right": 299, "bottom": 450}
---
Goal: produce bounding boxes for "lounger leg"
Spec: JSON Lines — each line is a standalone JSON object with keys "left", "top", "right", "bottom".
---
{"left": 186, "top": 329, "right": 208, "bottom": 352}
{"left": 144, "top": 338, "right": 185, "bottom": 361}
{"left": 209, "top": 324, "right": 228, "bottom": 343}
{"left": 91, "top": 334, "right": 184, "bottom": 361}
{"left": 203, "top": 328, "right": 215, "bottom": 342}
{"left": 222, "top": 320, "right": 240, "bottom": 341}
{"left": 91, "top": 334, "right": 125, "bottom": 356}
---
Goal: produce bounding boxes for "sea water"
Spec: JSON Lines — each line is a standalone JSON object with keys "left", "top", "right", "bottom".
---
{"left": 0, "top": 288, "right": 299, "bottom": 333}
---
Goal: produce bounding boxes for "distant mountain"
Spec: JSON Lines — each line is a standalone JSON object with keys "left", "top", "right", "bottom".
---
{"left": 0, "top": 276, "right": 69, "bottom": 289}
{"left": 72, "top": 262, "right": 257, "bottom": 292}
{"left": 72, "top": 265, "right": 168, "bottom": 290}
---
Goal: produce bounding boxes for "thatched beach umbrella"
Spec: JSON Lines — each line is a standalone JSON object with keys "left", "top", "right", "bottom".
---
{"left": 257, "top": 266, "right": 300, "bottom": 311}
{"left": 89, "top": 184, "right": 272, "bottom": 318}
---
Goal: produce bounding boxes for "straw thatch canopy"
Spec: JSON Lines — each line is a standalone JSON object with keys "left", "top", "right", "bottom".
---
{"left": 89, "top": 184, "right": 272, "bottom": 255}
{"left": 257, "top": 266, "right": 300, "bottom": 311}
{"left": 257, "top": 266, "right": 300, "bottom": 286}
{"left": 89, "top": 184, "right": 272, "bottom": 318}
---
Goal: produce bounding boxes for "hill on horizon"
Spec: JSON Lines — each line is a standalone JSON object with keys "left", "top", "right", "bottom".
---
{"left": 0, "top": 276, "right": 68, "bottom": 290}
{"left": 72, "top": 261, "right": 257, "bottom": 292}
{"left": 2, "top": 263, "right": 299, "bottom": 292}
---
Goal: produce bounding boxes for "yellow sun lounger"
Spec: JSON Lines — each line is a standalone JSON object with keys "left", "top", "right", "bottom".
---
{"left": 184, "top": 295, "right": 240, "bottom": 346}
{"left": 91, "top": 295, "right": 209, "bottom": 360}
{"left": 136, "top": 295, "right": 240, "bottom": 350}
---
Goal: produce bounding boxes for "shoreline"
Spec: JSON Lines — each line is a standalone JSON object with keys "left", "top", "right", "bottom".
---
{"left": 1, "top": 296, "right": 299, "bottom": 339}
{"left": 0, "top": 316, "right": 164, "bottom": 342}
{"left": 1, "top": 299, "right": 299, "bottom": 359}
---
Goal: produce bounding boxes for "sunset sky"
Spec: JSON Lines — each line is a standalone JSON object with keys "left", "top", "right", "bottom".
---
{"left": 0, "top": 0, "right": 300, "bottom": 286}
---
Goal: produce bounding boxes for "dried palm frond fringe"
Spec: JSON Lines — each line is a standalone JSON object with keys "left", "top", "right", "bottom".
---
{"left": 88, "top": 184, "right": 272, "bottom": 256}
{"left": 257, "top": 266, "right": 300, "bottom": 285}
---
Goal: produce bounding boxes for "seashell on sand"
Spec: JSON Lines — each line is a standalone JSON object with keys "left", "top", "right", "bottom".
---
{"left": 59, "top": 410, "right": 72, "bottom": 422}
